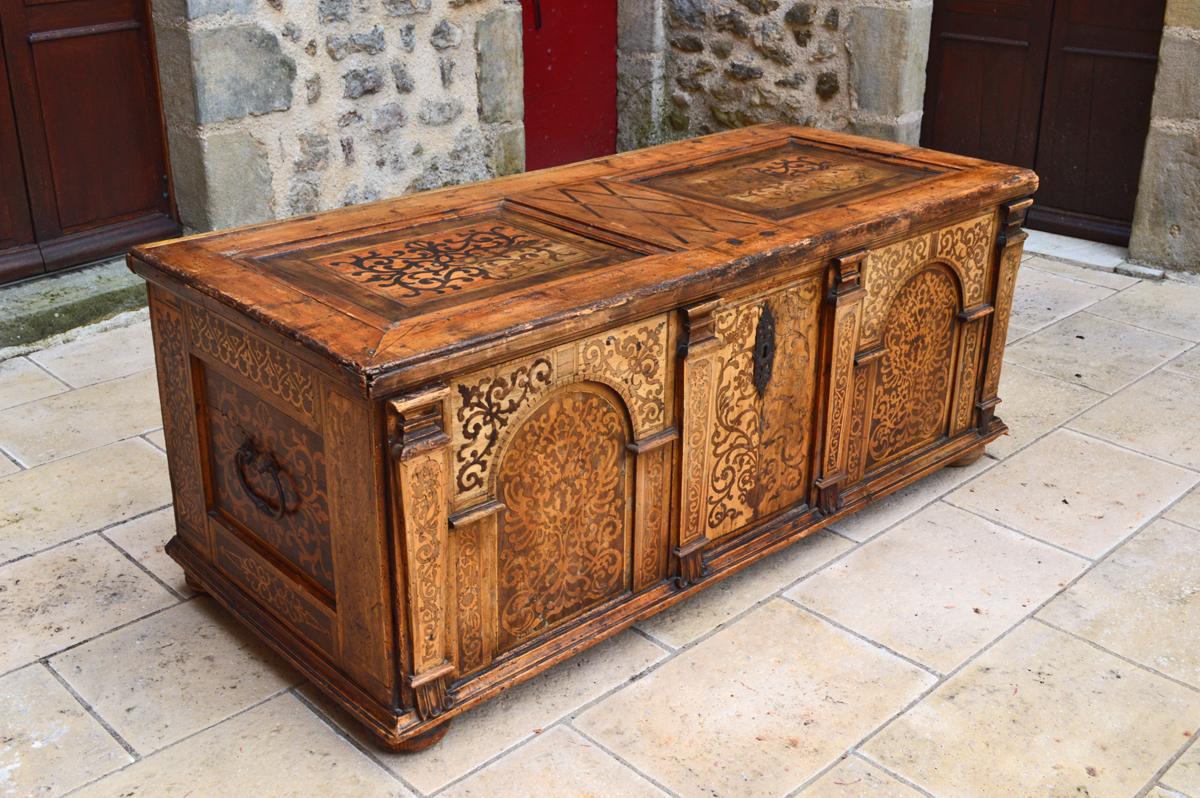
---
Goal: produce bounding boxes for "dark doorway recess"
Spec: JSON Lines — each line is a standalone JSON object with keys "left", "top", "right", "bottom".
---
{"left": 0, "top": 0, "right": 179, "bottom": 285}
{"left": 521, "top": 0, "right": 619, "bottom": 172}
{"left": 922, "top": 0, "right": 1166, "bottom": 245}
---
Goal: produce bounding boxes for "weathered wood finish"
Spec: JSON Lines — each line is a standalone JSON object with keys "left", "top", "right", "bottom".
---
{"left": 132, "top": 124, "right": 1036, "bottom": 750}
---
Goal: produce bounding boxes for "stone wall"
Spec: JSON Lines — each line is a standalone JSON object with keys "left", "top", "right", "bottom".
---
{"left": 152, "top": 0, "right": 524, "bottom": 231}
{"left": 658, "top": 0, "right": 931, "bottom": 144}
{"left": 1130, "top": 0, "right": 1200, "bottom": 273}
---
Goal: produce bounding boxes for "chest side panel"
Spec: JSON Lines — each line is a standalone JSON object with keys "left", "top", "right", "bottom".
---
{"left": 151, "top": 293, "right": 394, "bottom": 702}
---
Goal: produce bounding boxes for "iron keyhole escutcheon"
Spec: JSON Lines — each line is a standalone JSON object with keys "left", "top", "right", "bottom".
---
{"left": 753, "top": 302, "right": 776, "bottom": 397}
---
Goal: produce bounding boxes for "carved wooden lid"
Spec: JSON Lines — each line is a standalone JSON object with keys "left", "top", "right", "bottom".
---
{"left": 130, "top": 123, "right": 1036, "bottom": 396}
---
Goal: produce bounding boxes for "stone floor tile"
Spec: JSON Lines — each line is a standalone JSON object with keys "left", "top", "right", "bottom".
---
{"left": 0, "top": 452, "right": 17, "bottom": 477}
{"left": 576, "top": 600, "right": 935, "bottom": 798}
{"left": 946, "top": 429, "right": 1198, "bottom": 558}
{"left": 0, "top": 664, "right": 131, "bottom": 797}
{"left": 1088, "top": 280, "right": 1200, "bottom": 342}
{"left": 1023, "top": 229, "right": 1129, "bottom": 269}
{"left": 830, "top": 457, "right": 993, "bottom": 542}
{"left": 303, "top": 630, "right": 666, "bottom": 795}
{"left": 0, "top": 369, "right": 162, "bottom": 466}
{"left": 1162, "top": 740, "right": 1200, "bottom": 796}
{"left": 71, "top": 693, "right": 410, "bottom": 798}
{"left": 29, "top": 322, "right": 155, "bottom": 388}
{"left": 1023, "top": 256, "right": 1139, "bottom": 290}
{"left": 51, "top": 599, "right": 298, "bottom": 754}
{"left": 103, "top": 507, "right": 194, "bottom": 597}
{"left": 1166, "top": 346, "right": 1200, "bottom": 381}
{"left": 864, "top": 621, "right": 1200, "bottom": 798}
{"left": 1167, "top": 484, "right": 1200, "bottom": 530}
{"left": 788, "top": 503, "right": 1085, "bottom": 673}
{"left": 1148, "top": 787, "right": 1187, "bottom": 798}
{"left": 1005, "top": 312, "right": 1191, "bottom": 394}
{"left": 1008, "top": 266, "right": 1115, "bottom": 335}
{"left": 143, "top": 428, "right": 166, "bottom": 451}
{"left": 637, "top": 530, "right": 852, "bottom": 648}
{"left": 440, "top": 725, "right": 667, "bottom": 798}
{"left": 0, "top": 439, "right": 170, "bottom": 564}
{"left": 1038, "top": 519, "right": 1200, "bottom": 687}
{"left": 987, "top": 363, "right": 1105, "bottom": 459}
{"left": 800, "top": 756, "right": 926, "bottom": 798}
{"left": 0, "top": 536, "right": 176, "bottom": 674}
{"left": 1071, "top": 370, "right": 1200, "bottom": 470}
{"left": 0, "top": 356, "right": 67, "bottom": 411}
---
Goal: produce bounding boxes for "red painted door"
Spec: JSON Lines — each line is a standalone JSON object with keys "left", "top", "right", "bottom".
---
{"left": 521, "top": 0, "right": 618, "bottom": 171}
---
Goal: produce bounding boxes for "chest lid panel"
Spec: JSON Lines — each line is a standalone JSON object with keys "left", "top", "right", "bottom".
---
{"left": 631, "top": 138, "right": 945, "bottom": 221}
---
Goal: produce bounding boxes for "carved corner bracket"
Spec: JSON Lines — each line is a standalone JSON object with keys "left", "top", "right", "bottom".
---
{"left": 388, "top": 384, "right": 455, "bottom": 721}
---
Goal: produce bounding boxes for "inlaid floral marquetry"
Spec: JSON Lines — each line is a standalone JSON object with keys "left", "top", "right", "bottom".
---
{"left": 132, "top": 123, "right": 1035, "bottom": 752}
{"left": 253, "top": 206, "right": 643, "bottom": 321}
{"left": 450, "top": 314, "right": 673, "bottom": 506}
{"left": 638, "top": 139, "right": 943, "bottom": 220}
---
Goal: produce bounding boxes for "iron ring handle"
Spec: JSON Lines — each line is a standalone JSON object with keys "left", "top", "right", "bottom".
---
{"left": 234, "top": 439, "right": 293, "bottom": 519}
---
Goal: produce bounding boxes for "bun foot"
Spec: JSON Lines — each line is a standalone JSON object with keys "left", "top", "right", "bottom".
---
{"left": 183, "top": 573, "right": 208, "bottom": 595}
{"left": 391, "top": 721, "right": 451, "bottom": 753}
{"left": 947, "top": 445, "right": 986, "bottom": 468}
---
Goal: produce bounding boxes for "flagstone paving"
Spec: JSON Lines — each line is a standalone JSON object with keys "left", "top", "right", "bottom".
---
{"left": 1, "top": 255, "right": 1198, "bottom": 797}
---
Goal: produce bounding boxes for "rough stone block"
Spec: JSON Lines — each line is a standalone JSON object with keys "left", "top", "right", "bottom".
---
{"left": 617, "top": 54, "right": 667, "bottom": 150}
{"left": 667, "top": 0, "right": 707, "bottom": 30}
{"left": 491, "top": 124, "right": 526, "bottom": 177}
{"left": 476, "top": 8, "right": 523, "bottom": 123}
{"left": 1150, "top": 32, "right": 1200, "bottom": 122}
{"left": 408, "top": 127, "right": 490, "bottom": 191}
{"left": 847, "top": 4, "right": 931, "bottom": 117}
{"left": 185, "top": 0, "right": 254, "bottom": 18}
{"left": 849, "top": 115, "right": 922, "bottom": 145}
{"left": 1166, "top": 0, "right": 1200, "bottom": 29}
{"left": 342, "top": 67, "right": 384, "bottom": 99}
{"left": 384, "top": 0, "right": 431, "bottom": 15}
{"left": 620, "top": 0, "right": 665, "bottom": 54}
{"left": 419, "top": 97, "right": 465, "bottom": 125}
{"left": 204, "top": 130, "right": 275, "bottom": 229}
{"left": 193, "top": 25, "right": 294, "bottom": 123}
{"left": 431, "top": 19, "right": 463, "bottom": 50}
{"left": 1130, "top": 125, "right": 1200, "bottom": 273}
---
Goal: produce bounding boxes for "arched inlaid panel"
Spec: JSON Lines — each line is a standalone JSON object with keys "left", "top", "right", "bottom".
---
{"left": 867, "top": 265, "right": 960, "bottom": 469}
{"left": 495, "top": 384, "right": 633, "bottom": 653}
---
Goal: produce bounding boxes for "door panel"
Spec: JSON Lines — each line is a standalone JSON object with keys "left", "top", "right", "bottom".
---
{"left": 0, "top": 0, "right": 178, "bottom": 279}
{"left": 679, "top": 275, "right": 823, "bottom": 546}
{"left": 0, "top": 34, "right": 42, "bottom": 280}
{"left": 1029, "top": 0, "right": 1165, "bottom": 242}
{"left": 921, "top": 0, "right": 1054, "bottom": 168}
{"left": 922, "top": 0, "right": 1166, "bottom": 245}
{"left": 521, "top": 0, "right": 618, "bottom": 170}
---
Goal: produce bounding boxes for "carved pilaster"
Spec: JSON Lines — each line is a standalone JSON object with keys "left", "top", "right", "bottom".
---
{"left": 817, "top": 251, "right": 868, "bottom": 515}
{"left": 677, "top": 298, "right": 721, "bottom": 588}
{"left": 628, "top": 428, "right": 678, "bottom": 592}
{"left": 389, "top": 384, "right": 455, "bottom": 720}
{"left": 978, "top": 198, "right": 1033, "bottom": 431}
{"left": 949, "top": 303, "right": 994, "bottom": 435}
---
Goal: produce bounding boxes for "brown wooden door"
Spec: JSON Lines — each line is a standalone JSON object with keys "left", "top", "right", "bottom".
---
{"left": 0, "top": 0, "right": 178, "bottom": 283}
{"left": 922, "top": 0, "right": 1165, "bottom": 244}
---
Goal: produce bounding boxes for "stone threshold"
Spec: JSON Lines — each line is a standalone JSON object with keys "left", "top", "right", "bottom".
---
{"left": 1024, "top": 229, "right": 1167, "bottom": 281}
{"left": 0, "top": 258, "right": 146, "bottom": 354}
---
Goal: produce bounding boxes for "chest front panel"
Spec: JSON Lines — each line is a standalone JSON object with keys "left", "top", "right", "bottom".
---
{"left": 680, "top": 275, "right": 823, "bottom": 545}
{"left": 443, "top": 315, "right": 676, "bottom": 676}
{"left": 842, "top": 214, "right": 997, "bottom": 487}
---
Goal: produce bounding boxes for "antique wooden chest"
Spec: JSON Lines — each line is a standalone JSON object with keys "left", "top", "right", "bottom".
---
{"left": 129, "top": 124, "right": 1036, "bottom": 751}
